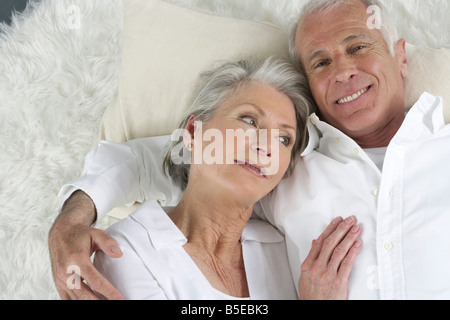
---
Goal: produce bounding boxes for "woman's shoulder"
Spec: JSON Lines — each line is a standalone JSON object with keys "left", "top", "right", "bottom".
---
{"left": 105, "top": 200, "right": 163, "bottom": 245}
{"left": 105, "top": 199, "right": 186, "bottom": 250}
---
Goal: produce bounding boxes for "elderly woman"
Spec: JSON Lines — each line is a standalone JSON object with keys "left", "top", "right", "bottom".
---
{"left": 94, "top": 57, "right": 362, "bottom": 300}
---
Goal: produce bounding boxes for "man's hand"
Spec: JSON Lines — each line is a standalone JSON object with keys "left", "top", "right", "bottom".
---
{"left": 48, "top": 191, "right": 125, "bottom": 300}
{"left": 299, "top": 216, "right": 362, "bottom": 300}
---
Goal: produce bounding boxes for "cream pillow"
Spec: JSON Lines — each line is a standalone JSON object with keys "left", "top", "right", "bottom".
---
{"left": 99, "top": 0, "right": 450, "bottom": 144}
{"left": 100, "top": 0, "right": 450, "bottom": 223}
{"left": 99, "top": 0, "right": 290, "bottom": 143}
{"left": 404, "top": 43, "right": 450, "bottom": 123}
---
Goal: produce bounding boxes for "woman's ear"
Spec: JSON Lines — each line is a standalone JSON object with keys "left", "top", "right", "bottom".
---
{"left": 183, "top": 115, "right": 196, "bottom": 150}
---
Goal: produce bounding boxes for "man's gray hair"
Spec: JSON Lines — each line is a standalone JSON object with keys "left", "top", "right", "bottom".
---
{"left": 163, "top": 57, "right": 313, "bottom": 190}
{"left": 289, "top": 0, "right": 399, "bottom": 68}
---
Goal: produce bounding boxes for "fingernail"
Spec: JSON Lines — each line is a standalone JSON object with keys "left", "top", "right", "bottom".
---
{"left": 111, "top": 246, "right": 122, "bottom": 254}
{"left": 332, "top": 217, "right": 342, "bottom": 225}
{"left": 345, "top": 216, "right": 355, "bottom": 225}
{"left": 351, "top": 225, "right": 360, "bottom": 233}
{"left": 354, "top": 240, "right": 362, "bottom": 248}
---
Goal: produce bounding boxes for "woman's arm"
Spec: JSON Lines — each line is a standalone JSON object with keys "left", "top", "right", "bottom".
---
{"left": 298, "top": 216, "right": 362, "bottom": 300}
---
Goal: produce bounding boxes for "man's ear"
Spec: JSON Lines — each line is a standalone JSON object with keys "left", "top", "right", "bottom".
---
{"left": 395, "top": 39, "right": 409, "bottom": 79}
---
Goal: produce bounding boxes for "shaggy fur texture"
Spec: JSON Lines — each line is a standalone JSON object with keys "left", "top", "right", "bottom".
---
{"left": 0, "top": 0, "right": 448, "bottom": 299}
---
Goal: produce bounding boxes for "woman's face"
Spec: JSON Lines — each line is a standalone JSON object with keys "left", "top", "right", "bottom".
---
{"left": 187, "top": 81, "right": 297, "bottom": 205}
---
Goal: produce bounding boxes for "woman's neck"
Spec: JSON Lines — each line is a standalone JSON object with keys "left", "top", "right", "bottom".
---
{"left": 168, "top": 184, "right": 253, "bottom": 297}
{"left": 169, "top": 183, "right": 253, "bottom": 257}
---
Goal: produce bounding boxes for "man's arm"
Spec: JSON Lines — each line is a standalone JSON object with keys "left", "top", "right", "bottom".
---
{"left": 48, "top": 190, "right": 125, "bottom": 300}
{"left": 58, "top": 136, "right": 182, "bottom": 222}
{"left": 49, "top": 135, "right": 181, "bottom": 299}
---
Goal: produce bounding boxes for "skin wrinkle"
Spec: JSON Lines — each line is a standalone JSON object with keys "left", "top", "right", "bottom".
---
{"left": 296, "top": 0, "right": 408, "bottom": 148}
{"left": 168, "top": 81, "right": 296, "bottom": 297}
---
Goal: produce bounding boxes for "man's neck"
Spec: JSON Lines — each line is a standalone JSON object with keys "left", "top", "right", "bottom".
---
{"left": 353, "top": 112, "right": 405, "bottom": 149}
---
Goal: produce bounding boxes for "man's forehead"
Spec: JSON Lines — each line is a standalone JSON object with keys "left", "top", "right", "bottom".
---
{"left": 296, "top": 12, "right": 381, "bottom": 62}
{"left": 299, "top": 26, "right": 374, "bottom": 57}
{"left": 296, "top": 0, "right": 371, "bottom": 42}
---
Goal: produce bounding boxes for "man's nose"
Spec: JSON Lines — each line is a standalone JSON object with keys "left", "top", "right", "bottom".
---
{"left": 333, "top": 55, "right": 358, "bottom": 83}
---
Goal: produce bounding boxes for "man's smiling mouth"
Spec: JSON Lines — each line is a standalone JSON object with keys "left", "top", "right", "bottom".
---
{"left": 336, "top": 86, "right": 370, "bottom": 104}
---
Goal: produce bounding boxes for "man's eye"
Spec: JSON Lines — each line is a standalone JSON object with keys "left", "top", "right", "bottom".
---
{"left": 353, "top": 45, "right": 366, "bottom": 52}
{"left": 314, "top": 60, "right": 329, "bottom": 69}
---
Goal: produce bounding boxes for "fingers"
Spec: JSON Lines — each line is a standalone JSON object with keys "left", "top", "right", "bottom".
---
{"left": 299, "top": 217, "right": 363, "bottom": 300}
{"left": 49, "top": 221, "right": 125, "bottom": 300}
{"left": 80, "top": 262, "right": 126, "bottom": 300}
{"left": 304, "top": 216, "right": 362, "bottom": 274}
{"left": 336, "top": 239, "right": 362, "bottom": 281}
{"left": 92, "top": 229, "right": 123, "bottom": 258}
{"left": 303, "top": 217, "right": 343, "bottom": 266}
{"left": 316, "top": 216, "right": 359, "bottom": 267}
{"left": 327, "top": 218, "right": 362, "bottom": 273}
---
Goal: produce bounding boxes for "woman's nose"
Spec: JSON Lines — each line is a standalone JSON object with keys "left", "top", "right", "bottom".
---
{"left": 250, "top": 135, "right": 271, "bottom": 158}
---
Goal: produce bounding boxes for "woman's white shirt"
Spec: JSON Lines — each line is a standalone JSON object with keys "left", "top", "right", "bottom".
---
{"left": 94, "top": 200, "right": 298, "bottom": 300}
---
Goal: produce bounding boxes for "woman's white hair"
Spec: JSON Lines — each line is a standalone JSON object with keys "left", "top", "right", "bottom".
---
{"left": 163, "top": 57, "right": 313, "bottom": 190}
{"left": 289, "top": 0, "right": 399, "bottom": 68}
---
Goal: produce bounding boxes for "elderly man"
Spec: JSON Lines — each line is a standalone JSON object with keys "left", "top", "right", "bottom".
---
{"left": 49, "top": 0, "right": 450, "bottom": 300}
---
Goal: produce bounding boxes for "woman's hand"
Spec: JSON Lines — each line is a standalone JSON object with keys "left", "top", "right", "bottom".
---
{"left": 299, "top": 216, "right": 362, "bottom": 300}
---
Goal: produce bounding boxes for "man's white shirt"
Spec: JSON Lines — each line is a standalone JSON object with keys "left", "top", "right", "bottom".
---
{"left": 60, "top": 92, "right": 450, "bottom": 300}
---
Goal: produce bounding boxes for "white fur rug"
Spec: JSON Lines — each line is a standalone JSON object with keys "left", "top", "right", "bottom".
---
{"left": 0, "top": 0, "right": 448, "bottom": 300}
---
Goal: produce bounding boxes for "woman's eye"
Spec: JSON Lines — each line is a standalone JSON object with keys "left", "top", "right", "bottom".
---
{"left": 240, "top": 116, "right": 257, "bottom": 126}
{"left": 279, "top": 136, "right": 291, "bottom": 147}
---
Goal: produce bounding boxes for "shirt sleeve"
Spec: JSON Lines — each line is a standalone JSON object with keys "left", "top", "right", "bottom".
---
{"left": 94, "top": 247, "right": 168, "bottom": 300}
{"left": 57, "top": 136, "right": 184, "bottom": 222}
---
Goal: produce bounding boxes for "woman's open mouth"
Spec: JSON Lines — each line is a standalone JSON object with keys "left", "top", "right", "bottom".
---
{"left": 235, "top": 160, "right": 267, "bottom": 178}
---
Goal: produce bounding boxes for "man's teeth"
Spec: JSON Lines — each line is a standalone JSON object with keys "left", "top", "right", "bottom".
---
{"left": 337, "top": 87, "right": 368, "bottom": 104}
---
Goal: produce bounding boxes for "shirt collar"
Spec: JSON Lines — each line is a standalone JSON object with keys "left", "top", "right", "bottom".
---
{"left": 132, "top": 201, "right": 284, "bottom": 249}
{"left": 301, "top": 113, "right": 357, "bottom": 157}
{"left": 302, "top": 92, "right": 445, "bottom": 156}
{"left": 131, "top": 201, "right": 187, "bottom": 250}
{"left": 393, "top": 92, "right": 445, "bottom": 143}
{"left": 240, "top": 219, "right": 284, "bottom": 244}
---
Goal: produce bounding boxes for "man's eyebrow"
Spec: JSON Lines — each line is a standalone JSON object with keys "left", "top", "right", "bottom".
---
{"left": 341, "top": 33, "right": 372, "bottom": 44}
{"left": 306, "top": 33, "right": 374, "bottom": 64}
{"left": 307, "top": 50, "right": 326, "bottom": 65}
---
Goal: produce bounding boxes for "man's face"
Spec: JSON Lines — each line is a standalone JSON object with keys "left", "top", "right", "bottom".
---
{"left": 295, "top": 0, "right": 408, "bottom": 147}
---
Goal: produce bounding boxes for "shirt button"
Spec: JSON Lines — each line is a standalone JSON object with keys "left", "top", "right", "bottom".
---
{"left": 384, "top": 242, "right": 393, "bottom": 251}
{"left": 311, "top": 118, "right": 317, "bottom": 126}
{"left": 373, "top": 189, "right": 379, "bottom": 197}
{"left": 353, "top": 147, "right": 360, "bottom": 155}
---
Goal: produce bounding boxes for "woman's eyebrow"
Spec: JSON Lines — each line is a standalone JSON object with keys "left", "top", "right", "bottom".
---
{"left": 237, "top": 103, "right": 296, "bottom": 132}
